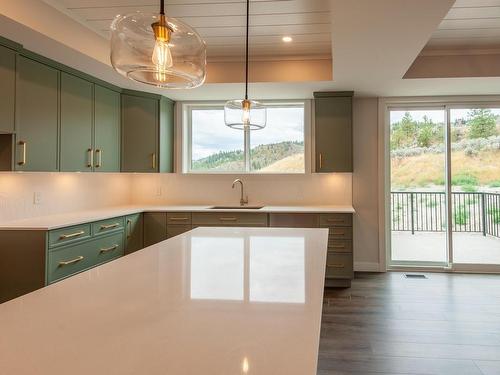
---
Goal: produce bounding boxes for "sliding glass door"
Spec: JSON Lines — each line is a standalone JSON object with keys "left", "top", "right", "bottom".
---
{"left": 388, "top": 104, "right": 500, "bottom": 271}
{"left": 389, "top": 108, "right": 448, "bottom": 266}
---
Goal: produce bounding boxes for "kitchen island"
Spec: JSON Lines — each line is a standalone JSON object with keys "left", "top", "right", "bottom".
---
{"left": 0, "top": 227, "right": 329, "bottom": 375}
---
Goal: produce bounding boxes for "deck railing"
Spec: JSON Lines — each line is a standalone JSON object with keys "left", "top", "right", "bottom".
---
{"left": 391, "top": 191, "right": 500, "bottom": 238}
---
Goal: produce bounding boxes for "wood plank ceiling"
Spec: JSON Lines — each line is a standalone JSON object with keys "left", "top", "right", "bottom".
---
{"left": 426, "top": 0, "right": 500, "bottom": 50}
{"left": 44, "top": 0, "right": 332, "bottom": 60}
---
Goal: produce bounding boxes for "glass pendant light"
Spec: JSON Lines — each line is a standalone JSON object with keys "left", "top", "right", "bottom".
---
{"left": 224, "top": 0, "right": 266, "bottom": 130}
{"left": 110, "top": 0, "right": 206, "bottom": 89}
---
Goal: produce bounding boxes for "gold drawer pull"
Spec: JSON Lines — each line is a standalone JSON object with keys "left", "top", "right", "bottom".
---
{"left": 331, "top": 243, "right": 346, "bottom": 249}
{"left": 59, "top": 256, "right": 84, "bottom": 266}
{"left": 332, "top": 229, "right": 346, "bottom": 235}
{"left": 219, "top": 217, "right": 237, "bottom": 221}
{"left": 100, "top": 244, "right": 118, "bottom": 253}
{"left": 17, "top": 140, "right": 27, "bottom": 166}
{"left": 170, "top": 217, "right": 189, "bottom": 221}
{"left": 327, "top": 263, "right": 345, "bottom": 268}
{"left": 59, "top": 230, "right": 85, "bottom": 240}
{"left": 100, "top": 223, "right": 120, "bottom": 230}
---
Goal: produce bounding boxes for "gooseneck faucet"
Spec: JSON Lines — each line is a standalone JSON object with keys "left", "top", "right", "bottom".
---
{"left": 232, "top": 179, "right": 249, "bottom": 206}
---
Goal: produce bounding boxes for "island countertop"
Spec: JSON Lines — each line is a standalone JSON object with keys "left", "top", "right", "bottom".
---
{"left": 0, "top": 204, "right": 355, "bottom": 230}
{"left": 0, "top": 227, "right": 329, "bottom": 375}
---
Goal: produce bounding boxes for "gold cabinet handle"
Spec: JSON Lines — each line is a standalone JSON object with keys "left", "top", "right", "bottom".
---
{"left": 219, "top": 217, "right": 237, "bottom": 221}
{"left": 59, "top": 256, "right": 84, "bottom": 266}
{"left": 87, "top": 148, "right": 94, "bottom": 168}
{"left": 330, "top": 243, "right": 346, "bottom": 249}
{"left": 99, "top": 244, "right": 118, "bottom": 253}
{"left": 151, "top": 153, "right": 156, "bottom": 170}
{"left": 169, "top": 217, "right": 189, "bottom": 221}
{"left": 59, "top": 230, "right": 85, "bottom": 240}
{"left": 95, "top": 149, "right": 102, "bottom": 168}
{"left": 100, "top": 223, "right": 120, "bottom": 230}
{"left": 332, "top": 229, "right": 346, "bottom": 235}
{"left": 319, "top": 152, "right": 323, "bottom": 170}
{"left": 17, "top": 141, "right": 27, "bottom": 166}
{"left": 126, "top": 219, "right": 132, "bottom": 239}
{"left": 327, "top": 263, "right": 345, "bottom": 268}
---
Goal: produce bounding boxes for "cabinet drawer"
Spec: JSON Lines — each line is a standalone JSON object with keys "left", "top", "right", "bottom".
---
{"left": 328, "top": 240, "right": 352, "bottom": 253}
{"left": 327, "top": 226, "right": 352, "bottom": 240}
{"left": 320, "top": 213, "right": 352, "bottom": 227}
{"left": 269, "top": 213, "right": 319, "bottom": 228}
{"left": 192, "top": 212, "right": 268, "bottom": 226}
{"left": 167, "top": 212, "right": 192, "bottom": 225}
{"left": 325, "top": 253, "right": 353, "bottom": 279}
{"left": 94, "top": 232, "right": 124, "bottom": 265}
{"left": 167, "top": 224, "right": 192, "bottom": 238}
{"left": 48, "top": 224, "right": 91, "bottom": 248}
{"left": 92, "top": 216, "right": 125, "bottom": 236}
{"left": 47, "top": 241, "right": 94, "bottom": 283}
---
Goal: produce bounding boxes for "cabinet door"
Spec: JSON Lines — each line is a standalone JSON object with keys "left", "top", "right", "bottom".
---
{"left": 125, "top": 213, "right": 144, "bottom": 254}
{"left": 15, "top": 56, "right": 59, "bottom": 171}
{"left": 143, "top": 212, "right": 167, "bottom": 247}
{"left": 315, "top": 95, "right": 352, "bottom": 172}
{"left": 94, "top": 85, "right": 120, "bottom": 172}
{"left": 60, "top": 72, "right": 93, "bottom": 172}
{"left": 0, "top": 45, "right": 15, "bottom": 134}
{"left": 121, "top": 94, "right": 158, "bottom": 172}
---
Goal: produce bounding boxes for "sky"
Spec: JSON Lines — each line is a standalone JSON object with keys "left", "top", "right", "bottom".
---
{"left": 191, "top": 106, "right": 304, "bottom": 160}
{"left": 390, "top": 108, "right": 500, "bottom": 125}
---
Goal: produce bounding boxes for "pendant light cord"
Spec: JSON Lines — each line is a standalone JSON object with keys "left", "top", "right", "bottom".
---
{"left": 160, "top": 0, "right": 165, "bottom": 15}
{"left": 245, "top": 0, "right": 249, "bottom": 100}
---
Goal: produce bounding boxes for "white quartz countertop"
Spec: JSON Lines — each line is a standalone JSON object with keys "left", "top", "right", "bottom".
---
{"left": 0, "top": 204, "right": 355, "bottom": 230}
{"left": 0, "top": 227, "right": 329, "bottom": 375}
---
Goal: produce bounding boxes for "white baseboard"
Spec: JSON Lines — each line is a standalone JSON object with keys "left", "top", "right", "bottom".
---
{"left": 354, "top": 262, "right": 383, "bottom": 272}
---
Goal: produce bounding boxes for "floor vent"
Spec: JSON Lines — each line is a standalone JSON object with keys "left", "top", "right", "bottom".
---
{"left": 405, "top": 274, "right": 427, "bottom": 279}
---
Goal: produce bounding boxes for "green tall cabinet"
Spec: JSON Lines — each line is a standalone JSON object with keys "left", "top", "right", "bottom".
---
{"left": 0, "top": 45, "right": 15, "bottom": 134}
{"left": 314, "top": 91, "right": 353, "bottom": 173}
{"left": 15, "top": 56, "right": 59, "bottom": 171}
{"left": 60, "top": 72, "right": 93, "bottom": 172}
{"left": 121, "top": 92, "right": 174, "bottom": 173}
{"left": 94, "top": 85, "right": 121, "bottom": 172}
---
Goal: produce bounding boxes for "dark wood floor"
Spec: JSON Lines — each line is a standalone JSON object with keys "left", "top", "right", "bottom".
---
{"left": 318, "top": 272, "right": 500, "bottom": 375}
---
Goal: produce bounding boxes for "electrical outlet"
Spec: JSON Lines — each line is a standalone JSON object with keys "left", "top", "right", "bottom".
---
{"left": 33, "top": 191, "right": 42, "bottom": 205}
{"left": 155, "top": 186, "right": 162, "bottom": 196}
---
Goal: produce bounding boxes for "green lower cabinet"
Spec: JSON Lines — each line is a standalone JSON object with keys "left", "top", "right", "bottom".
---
{"left": 143, "top": 212, "right": 167, "bottom": 247}
{"left": 125, "top": 213, "right": 143, "bottom": 254}
{"left": 47, "top": 231, "right": 124, "bottom": 284}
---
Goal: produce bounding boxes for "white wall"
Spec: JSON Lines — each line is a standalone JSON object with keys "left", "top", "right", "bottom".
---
{"left": 0, "top": 173, "right": 132, "bottom": 222}
{"left": 353, "top": 98, "right": 381, "bottom": 271}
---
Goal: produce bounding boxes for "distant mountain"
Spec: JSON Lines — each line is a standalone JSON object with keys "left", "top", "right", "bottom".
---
{"left": 192, "top": 140, "right": 304, "bottom": 171}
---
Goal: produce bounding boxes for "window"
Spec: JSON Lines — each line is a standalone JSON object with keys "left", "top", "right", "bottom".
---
{"left": 184, "top": 102, "right": 307, "bottom": 173}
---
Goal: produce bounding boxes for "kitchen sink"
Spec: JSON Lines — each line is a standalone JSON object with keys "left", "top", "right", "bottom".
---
{"left": 209, "top": 206, "right": 264, "bottom": 210}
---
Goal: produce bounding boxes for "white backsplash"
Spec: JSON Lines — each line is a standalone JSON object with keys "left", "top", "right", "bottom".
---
{"left": 0, "top": 173, "right": 132, "bottom": 223}
{"left": 130, "top": 173, "right": 352, "bottom": 206}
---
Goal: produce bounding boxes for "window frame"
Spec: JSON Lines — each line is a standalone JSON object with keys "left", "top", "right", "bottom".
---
{"left": 179, "top": 100, "right": 312, "bottom": 175}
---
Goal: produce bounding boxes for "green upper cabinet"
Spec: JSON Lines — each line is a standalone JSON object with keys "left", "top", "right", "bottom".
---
{"left": 94, "top": 85, "right": 120, "bottom": 172}
{"left": 314, "top": 92, "right": 353, "bottom": 173}
{"left": 0, "top": 45, "right": 15, "bottom": 134}
{"left": 15, "top": 56, "right": 59, "bottom": 171}
{"left": 121, "top": 92, "right": 174, "bottom": 173}
{"left": 60, "top": 72, "right": 93, "bottom": 172}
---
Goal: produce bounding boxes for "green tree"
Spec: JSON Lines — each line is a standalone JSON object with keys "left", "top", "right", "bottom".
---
{"left": 467, "top": 109, "right": 497, "bottom": 139}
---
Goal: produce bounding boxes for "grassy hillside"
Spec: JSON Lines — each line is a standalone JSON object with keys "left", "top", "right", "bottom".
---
{"left": 192, "top": 141, "right": 304, "bottom": 171}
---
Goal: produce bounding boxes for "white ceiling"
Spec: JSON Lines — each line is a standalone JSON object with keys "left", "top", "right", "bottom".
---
{"left": 426, "top": 0, "right": 500, "bottom": 51}
{"left": 43, "top": 0, "right": 332, "bottom": 59}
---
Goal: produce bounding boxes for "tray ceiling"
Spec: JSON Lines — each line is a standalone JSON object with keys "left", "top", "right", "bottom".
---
{"left": 426, "top": 0, "right": 500, "bottom": 51}
{"left": 43, "top": 0, "right": 332, "bottom": 59}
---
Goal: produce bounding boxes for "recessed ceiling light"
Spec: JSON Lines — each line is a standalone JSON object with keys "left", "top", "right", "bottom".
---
{"left": 282, "top": 36, "right": 293, "bottom": 43}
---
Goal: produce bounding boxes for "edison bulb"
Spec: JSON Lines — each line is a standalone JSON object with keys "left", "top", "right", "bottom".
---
{"left": 242, "top": 107, "right": 250, "bottom": 125}
{"left": 152, "top": 39, "right": 173, "bottom": 82}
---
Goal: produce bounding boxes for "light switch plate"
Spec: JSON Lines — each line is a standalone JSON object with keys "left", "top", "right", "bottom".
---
{"left": 33, "top": 191, "right": 42, "bottom": 205}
